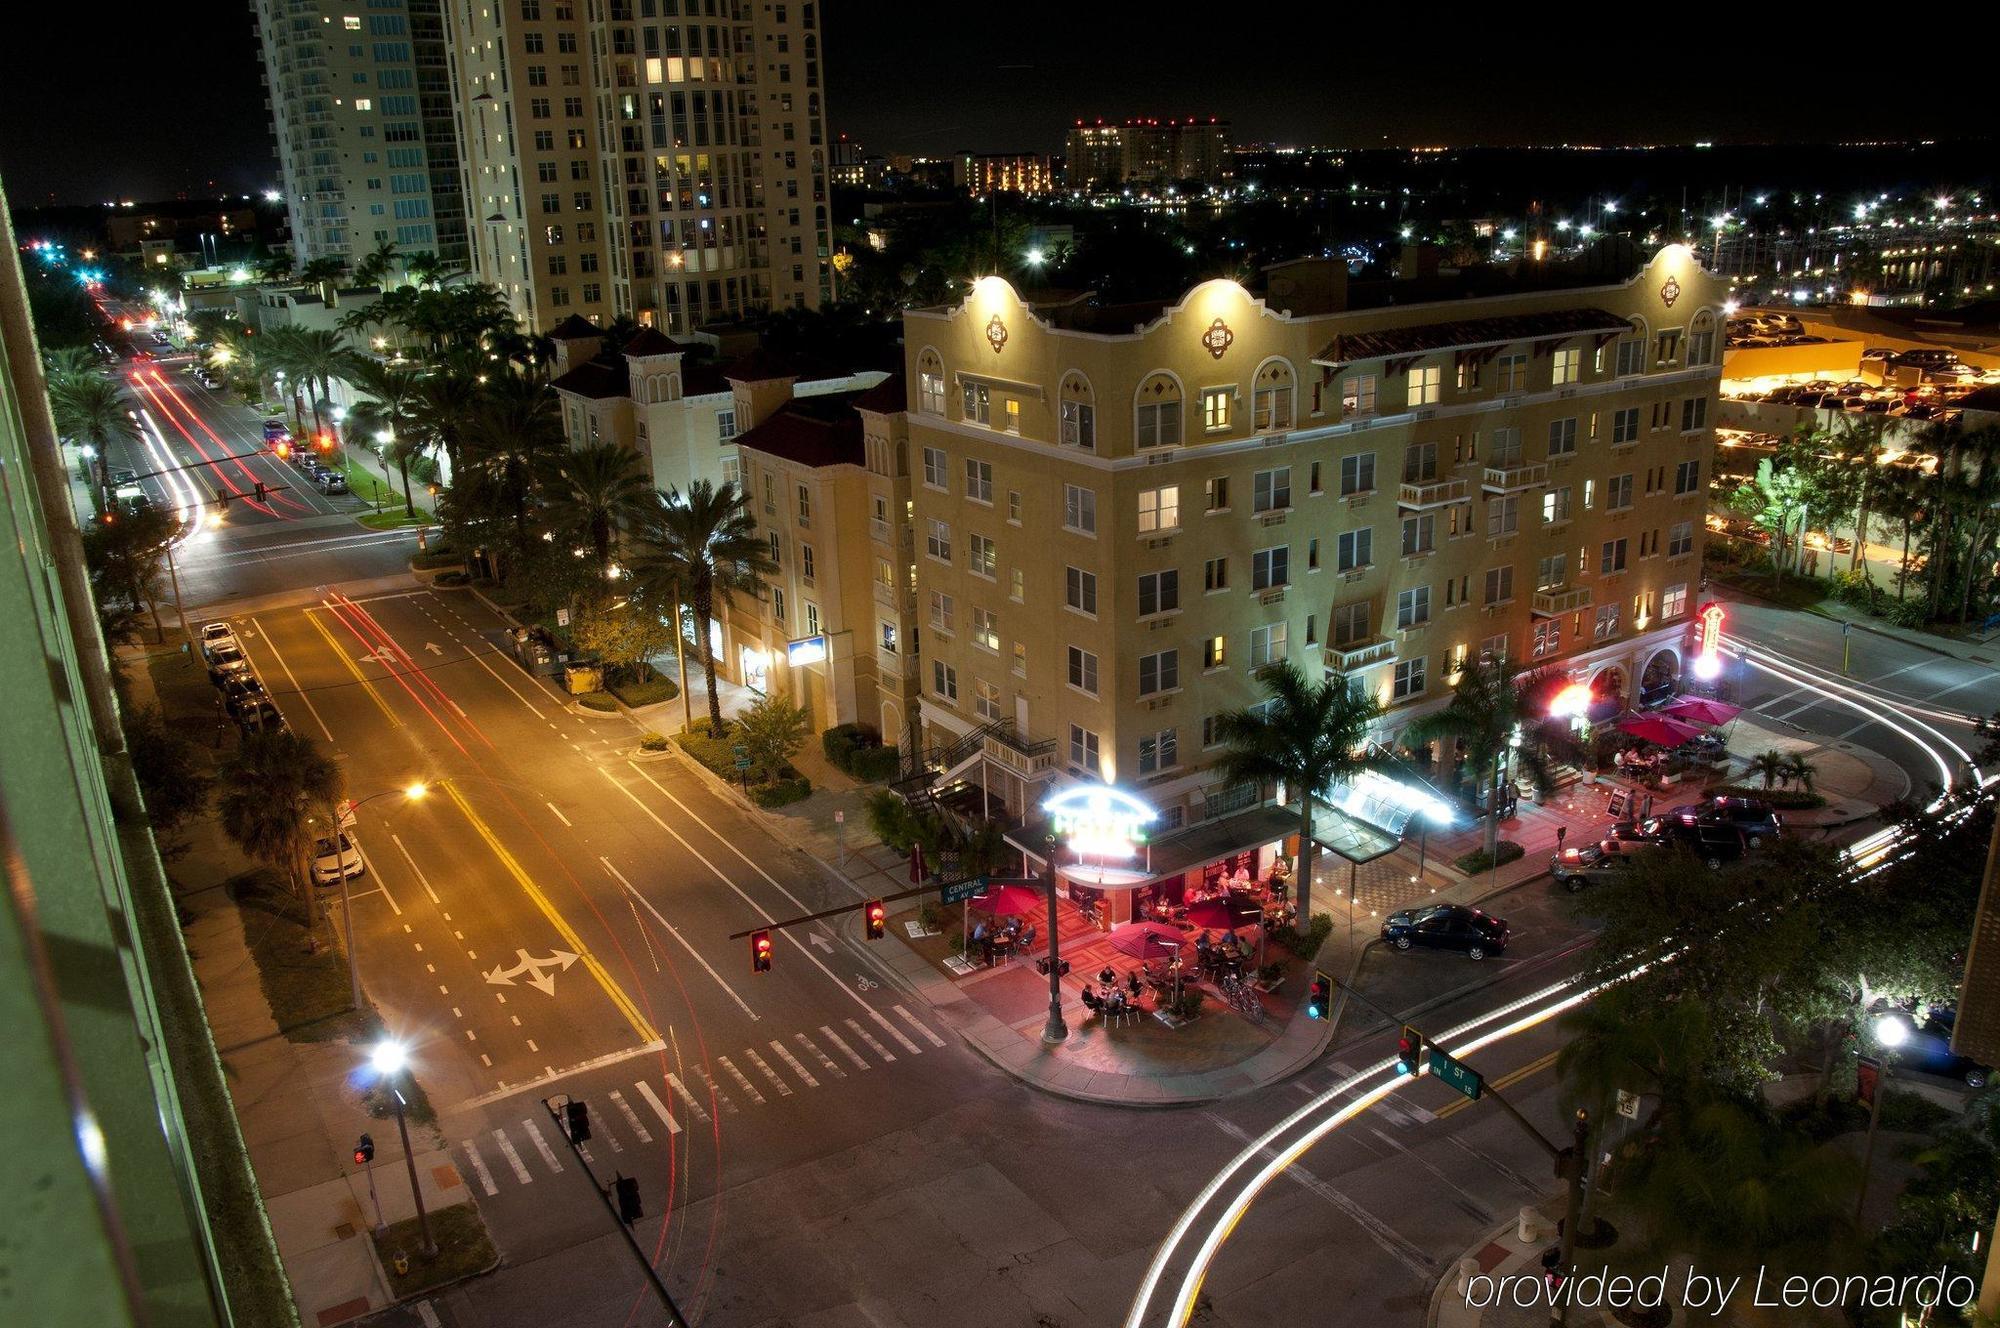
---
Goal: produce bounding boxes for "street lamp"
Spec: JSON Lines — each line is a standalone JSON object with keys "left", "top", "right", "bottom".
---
{"left": 366, "top": 1039, "right": 437, "bottom": 1257}
{"left": 1855, "top": 1012, "right": 1907, "bottom": 1221}
{"left": 328, "top": 783, "right": 430, "bottom": 1009}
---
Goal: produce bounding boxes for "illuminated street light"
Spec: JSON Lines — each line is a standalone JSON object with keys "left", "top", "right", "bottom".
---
{"left": 369, "top": 1039, "right": 408, "bottom": 1077}
{"left": 1024, "top": 248, "right": 1045, "bottom": 266}
{"left": 364, "top": 1039, "right": 437, "bottom": 1257}
{"left": 1872, "top": 1013, "right": 1910, "bottom": 1049}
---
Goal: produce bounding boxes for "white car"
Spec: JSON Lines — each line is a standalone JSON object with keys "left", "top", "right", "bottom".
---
{"left": 311, "top": 833, "right": 366, "bottom": 885}
{"left": 201, "top": 621, "right": 237, "bottom": 651}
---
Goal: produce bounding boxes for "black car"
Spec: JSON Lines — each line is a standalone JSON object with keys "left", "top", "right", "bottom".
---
{"left": 1676, "top": 796, "right": 1782, "bottom": 848}
{"left": 1654, "top": 816, "right": 1747, "bottom": 869}
{"left": 315, "top": 470, "right": 349, "bottom": 494}
{"left": 1381, "top": 904, "right": 1510, "bottom": 959}
{"left": 1873, "top": 1003, "right": 1989, "bottom": 1088}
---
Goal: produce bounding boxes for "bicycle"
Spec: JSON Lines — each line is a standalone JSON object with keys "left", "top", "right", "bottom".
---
{"left": 1218, "top": 973, "right": 1266, "bottom": 1025}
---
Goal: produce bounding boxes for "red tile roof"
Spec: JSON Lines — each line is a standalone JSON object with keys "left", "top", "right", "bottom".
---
{"left": 733, "top": 391, "right": 867, "bottom": 468}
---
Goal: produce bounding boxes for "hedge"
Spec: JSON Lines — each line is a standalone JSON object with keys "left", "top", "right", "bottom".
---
{"left": 675, "top": 722, "right": 741, "bottom": 778}
{"left": 1455, "top": 840, "right": 1526, "bottom": 875}
{"left": 1270, "top": 912, "right": 1333, "bottom": 958}
{"left": 822, "top": 722, "right": 877, "bottom": 771}
{"left": 751, "top": 776, "right": 812, "bottom": 808}
{"left": 610, "top": 676, "right": 679, "bottom": 707}
{"left": 850, "top": 744, "right": 903, "bottom": 783}
{"left": 1709, "top": 783, "right": 1827, "bottom": 810}
{"left": 576, "top": 690, "right": 618, "bottom": 712}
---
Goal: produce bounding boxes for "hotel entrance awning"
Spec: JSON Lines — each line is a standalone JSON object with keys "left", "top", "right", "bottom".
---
{"left": 1005, "top": 798, "right": 1400, "bottom": 889}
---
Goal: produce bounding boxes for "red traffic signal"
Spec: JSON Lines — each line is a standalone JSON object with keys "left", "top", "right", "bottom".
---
{"left": 353, "top": 1133, "right": 374, "bottom": 1165}
{"left": 1396, "top": 1024, "right": 1424, "bottom": 1077}
{"left": 1306, "top": 969, "right": 1332, "bottom": 1020}
{"left": 864, "top": 899, "right": 885, "bottom": 940}
{"left": 316, "top": 433, "right": 333, "bottom": 452}
{"left": 751, "top": 929, "right": 773, "bottom": 973}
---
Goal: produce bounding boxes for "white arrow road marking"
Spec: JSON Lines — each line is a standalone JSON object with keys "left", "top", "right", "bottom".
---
{"left": 820, "top": 1025, "right": 870, "bottom": 1071}
{"left": 492, "top": 1129, "right": 532, "bottom": 1184}
{"left": 483, "top": 948, "right": 579, "bottom": 993}
{"left": 609, "top": 1089, "right": 652, "bottom": 1144}
{"left": 521, "top": 1119, "right": 563, "bottom": 1173}
{"left": 459, "top": 1139, "right": 498, "bottom": 1195}
{"left": 633, "top": 1080, "right": 682, "bottom": 1136}
{"left": 809, "top": 932, "right": 833, "bottom": 953}
{"left": 426, "top": 641, "right": 444, "bottom": 655}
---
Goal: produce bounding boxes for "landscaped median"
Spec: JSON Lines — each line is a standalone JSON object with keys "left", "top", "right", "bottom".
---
{"left": 339, "top": 454, "right": 430, "bottom": 527}
{"left": 372, "top": 1203, "right": 498, "bottom": 1299}
{"left": 675, "top": 716, "right": 813, "bottom": 807}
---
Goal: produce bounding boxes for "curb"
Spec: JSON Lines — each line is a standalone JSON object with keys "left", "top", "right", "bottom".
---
{"left": 1425, "top": 1212, "right": 1525, "bottom": 1328}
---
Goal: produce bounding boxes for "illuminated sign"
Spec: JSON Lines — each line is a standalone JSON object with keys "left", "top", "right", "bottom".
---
{"left": 786, "top": 634, "right": 828, "bottom": 666}
{"left": 1549, "top": 682, "right": 1594, "bottom": 719}
{"left": 1043, "top": 784, "right": 1156, "bottom": 859}
{"left": 1692, "top": 601, "right": 1726, "bottom": 680}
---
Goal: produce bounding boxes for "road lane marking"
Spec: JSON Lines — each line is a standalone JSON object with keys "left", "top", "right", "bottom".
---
{"left": 715, "top": 1055, "right": 765, "bottom": 1105}
{"left": 249, "top": 614, "right": 334, "bottom": 740}
{"left": 1432, "top": 1049, "right": 1558, "bottom": 1120}
{"left": 768, "top": 1039, "right": 819, "bottom": 1088}
{"left": 438, "top": 780, "right": 661, "bottom": 1045}
{"left": 665, "top": 1073, "right": 710, "bottom": 1123}
{"left": 1442, "top": 1133, "right": 1542, "bottom": 1195}
{"left": 600, "top": 857, "right": 758, "bottom": 1020}
{"left": 893, "top": 1004, "right": 946, "bottom": 1048}
{"left": 625, "top": 761, "right": 828, "bottom": 915}
{"left": 546, "top": 801, "right": 572, "bottom": 827}
{"left": 456, "top": 1038, "right": 667, "bottom": 1110}
{"left": 691, "top": 1066, "right": 737, "bottom": 1114}
{"left": 818, "top": 1026, "right": 872, "bottom": 1070}
{"left": 609, "top": 1089, "right": 653, "bottom": 1144}
{"left": 844, "top": 1018, "right": 895, "bottom": 1063}
{"left": 871, "top": 1009, "right": 922, "bottom": 1055}
{"left": 741, "top": 1047, "right": 792, "bottom": 1096}
{"left": 794, "top": 1033, "right": 843, "bottom": 1080}
{"left": 492, "top": 1129, "right": 532, "bottom": 1184}
{"left": 302, "top": 606, "right": 403, "bottom": 728}
{"left": 459, "top": 1140, "right": 498, "bottom": 1195}
{"left": 1365, "top": 1128, "right": 1494, "bottom": 1222}
{"left": 521, "top": 1119, "right": 563, "bottom": 1173}
{"left": 633, "top": 1080, "right": 682, "bottom": 1136}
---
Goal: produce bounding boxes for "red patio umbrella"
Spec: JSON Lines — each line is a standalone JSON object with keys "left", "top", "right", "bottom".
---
{"left": 1616, "top": 714, "right": 1706, "bottom": 747}
{"left": 968, "top": 883, "right": 1041, "bottom": 916}
{"left": 1664, "top": 697, "right": 1742, "bottom": 727}
{"left": 1108, "top": 921, "right": 1185, "bottom": 961}
{"left": 1184, "top": 893, "right": 1263, "bottom": 930}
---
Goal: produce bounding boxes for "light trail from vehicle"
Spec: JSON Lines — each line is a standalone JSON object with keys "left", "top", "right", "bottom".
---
{"left": 141, "top": 368, "right": 315, "bottom": 514}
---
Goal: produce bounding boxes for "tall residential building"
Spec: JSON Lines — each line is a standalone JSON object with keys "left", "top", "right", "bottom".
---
{"left": 446, "top": 0, "right": 834, "bottom": 336}
{"left": 1065, "top": 117, "right": 1234, "bottom": 192}
{"left": 898, "top": 246, "right": 1721, "bottom": 828}
{"left": 254, "top": 0, "right": 468, "bottom": 269}
{"left": 953, "top": 152, "right": 1056, "bottom": 197}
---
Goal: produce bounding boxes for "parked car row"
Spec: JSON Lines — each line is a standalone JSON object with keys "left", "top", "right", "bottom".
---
{"left": 1551, "top": 795, "right": 1784, "bottom": 887}
{"left": 199, "top": 621, "right": 286, "bottom": 737}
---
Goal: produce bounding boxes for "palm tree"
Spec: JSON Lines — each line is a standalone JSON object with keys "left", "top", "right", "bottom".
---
{"left": 351, "top": 238, "right": 400, "bottom": 289}
{"left": 403, "top": 250, "right": 445, "bottom": 288}
{"left": 1751, "top": 749, "right": 1790, "bottom": 790}
{"left": 297, "top": 256, "right": 347, "bottom": 304}
{"left": 1782, "top": 751, "right": 1817, "bottom": 794}
{"left": 254, "top": 254, "right": 295, "bottom": 283}
{"left": 630, "top": 480, "right": 777, "bottom": 737}
{"left": 264, "top": 327, "right": 352, "bottom": 438}
{"left": 409, "top": 367, "right": 480, "bottom": 483}
{"left": 1404, "top": 659, "right": 1576, "bottom": 858}
{"left": 468, "top": 373, "right": 564, "bottom": 543}
{"left": 337, "top": 301, "right": 388, "bottom": 350}
{"left": 49, "top": 371, "right": 138, "bottom": 494}
{"left": 344, "top": 358, "right": 423, "bottom": 517}
{"left": 1211, "top": 662, "right": 1390, "bottom": 920}
{"left": 541, "top": 442, "right": 656, "bottom": 573}
{"left": 216, "top": 729, "right": 346, "bottom": 903}
{"left": 44, "top": 343, "right": 101, "bottom": 383}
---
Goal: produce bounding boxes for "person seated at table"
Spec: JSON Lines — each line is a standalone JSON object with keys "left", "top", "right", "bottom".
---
{"left": 1195, "top": 929, "right": 1214, "bottom": 960}
{"left": 1105, "top": 987, "right": 1127, "bottom": 1016}
{"left": 1080, "top": 983, "right": 1100, "bottom": 1015}
{"left": 1099, "top": 966, "right": 1117, "bottom": 988}
{"left": 1126, "top": 970, "right": 1143, "bottom": 1000}
{"left": 972, "top": 919, "right": 989, "bottom": 946}
{"left": 1018, "top": 922, "right": 1037, "bottom": 950}
{"left": 1217, "top": 932, "right": 1241, "bottom": 960}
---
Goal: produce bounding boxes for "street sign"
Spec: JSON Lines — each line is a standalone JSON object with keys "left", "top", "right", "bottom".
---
{"left": 734, "top": 756, "right": 753, "bottom": 770}
{"left": 1427, "top": 1047, "right": 1484, "bottom": 1102}
{"left": 556, "top": 607, "right": 570, "bottom": 627}
{"left": 938, "top": 875, "right": 988, "bottom": 906}
{"left": 1615, "top": 1089, "right": 1640, "bottom": 1120}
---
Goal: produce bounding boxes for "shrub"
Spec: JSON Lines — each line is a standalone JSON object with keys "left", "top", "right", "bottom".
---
{"left": 1885, "top": 598, "right": 1930, "bottom": 629}
{"left": 738, "top": 694, "right": 811, "bottom": 783}
{"left": 609, "top": 676, "right": 679, "bottom": 708}
{"left": 576, "top": 690, "right": 618, "bottom": 712}
{"left": 1709, "top": 782, "right": 1827, "bottom": 809}
{"left": 1257, "top": 960, "right": 1286, "bottom": 985}
{"left": 751, "top": 776, "right": 812, "bottom": 808}
{"left": 432, "top": 570, "right": 468, "bottom": 587}
{"left": 1272, "top": 912, "right": 1334, "bottom": 958}
{"left": 850, "top": 743, "right": 903, "bottom": 783}
{"left": 865, "top": 788, "right": 936, "bottom": 855}
{"left": 675, "top": 722, "right": 741, "bottom": 779}
{"left": 821, "top": 722, "right": 879, "bottom": 772}
{"left": 1170, "top": 987, "right": 1206, "bottom": 1021}
{"left": 638, "top": 732, "right": 670, "bottom": 753}
{"left": 1455, "top": 840, "right": 1526, "bottom": 875}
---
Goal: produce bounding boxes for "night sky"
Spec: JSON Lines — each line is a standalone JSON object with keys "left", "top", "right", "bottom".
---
{"left": 0, "top": 5, "right": 1986, "bottom": 206}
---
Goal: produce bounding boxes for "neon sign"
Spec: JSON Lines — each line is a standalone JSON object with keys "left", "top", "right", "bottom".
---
{"left": 1693, "top": 601, "right": 1725, "bottom": 680}
{"left": 1044, "top": 784, "right": 1156, "bottom": 859}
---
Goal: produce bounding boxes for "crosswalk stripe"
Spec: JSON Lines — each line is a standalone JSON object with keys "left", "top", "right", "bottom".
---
{"left": 459, "top": 1139, "right": 499, "bottom": 1195}
{"left": 844, "top": 1017, "right": 896, "bottom": 1063}
{"left": 609, "top": 1089, "right": 653, "bottom": 1144}
{"left": 578, "top": 1140, "right": 595, "bottom": 1164}
{"left": 716, "top": 1055, "right": 766, "bottom": 1105}
{"left": 521, "top": 1118, "right": 563, "bottom": 1173}
{"left": 893, "top": 1004, "right": 946, "bottom": 1048}
{"left": 870, "top": 1008, "right": 923, "bottom": 1055}
{"left": 668, "top": 1072, "right": 714, "bottom": 1121}
{"left": 820, "top": 1024, "right": 870, "bottom": 1070}
{"left": 795, "top": 1032, "right": 844, "bottom": 1079}
{"left": 597, "top": 1117, "right": 623, "bottom": 1153}
{"left": 633, "top": 1080, "right": 682, "bottom": 1135}
{"left": 768, "top": 1039, "right": 819, "bottom": 1088}
{"left": 1375, "top": 1100, "right": 1415, "bottom": 1129}
{"left": 491, "top": 1129, "right": 532, "bottom": 1184}
{"left": 742, "top": 1047, "right": 793, "bottom": 1096}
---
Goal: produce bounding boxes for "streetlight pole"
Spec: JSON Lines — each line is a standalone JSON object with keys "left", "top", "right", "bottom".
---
{"left": 370, "top": 1042, "right": 436, "bottom": 1257}
{"left": 1039, "top": 833, "right": 1066, "bottom": 1044}
{"left": 162, "top": 531, "right": 195, "bottom": 650}
{"left": 333, "top": 783, "right": 429, "bottom": 1010}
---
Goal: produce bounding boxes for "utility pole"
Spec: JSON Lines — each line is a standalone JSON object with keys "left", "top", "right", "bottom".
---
{"left": 162, "top": 531, "right": 195, "bottom": 649}
{"left": 1039, "top": 833, "right": 1067, "bottom": 1044}
{"left": 541, "top": 1096, "right": 689, "bottom": 1327}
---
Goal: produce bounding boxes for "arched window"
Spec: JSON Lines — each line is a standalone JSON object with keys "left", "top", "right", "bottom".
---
{"left": 1615, "top": 318, "right": 1648, "bottom": 377}
{"left": 1687, "top": 310, "right": 1717, "bottom": 367}
{"left": 916, "top": 349, "right": 945, "bottom": 415}
{"left": 1059, "top": 371, "right": 1095, "bottom": 450}
{"left": 1134, "top": 372, "right": 1182, "bottom": 450}
{"left": 1252, "top": 358, "right": 1295, "bottom": 431}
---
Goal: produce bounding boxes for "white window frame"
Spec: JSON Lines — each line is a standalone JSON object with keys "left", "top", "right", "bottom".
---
{"left": 1137, "top": 485, "right": 1180, "bottom": 534}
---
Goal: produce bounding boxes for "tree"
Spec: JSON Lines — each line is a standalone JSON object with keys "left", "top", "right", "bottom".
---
{"left": 1728, "top": 453, "right": 1815, "bottom": 584}
{"left": 1751, "top": 748, "right": 1790, "bottom": 789}
{"left": 48, "top": 370, "right": 137, "bottom": 494}
{"left": 1404, "top": 659, "right": 1577, "bottom": 857}
{"left": 215, "top": 729, "right": 345, "bottom": 901}
{"left": 260, "top": 327, "right": 352, "bottom": 439}
{"left": 351, "top": 238, "right": 400, "bottom": 289}
{"left": 630, "top": 480, "right": 777, "bottom": 737}
{"left": 1782, "top": 751, "right": 1817, "bottom": 793}
{"left": 403, "top": 250, "right": 445, "bottom": 288}
{"left": 570, "top": 597, "right": 676, "bottom": 682}
{"left": 297, "top": 256, "right": 347, "bottom": 304}
{"left": 343, "top": 357, "right": 422, "bottom": 517}
{"left": 82, "top": 504, "right": 175, "bottom": 642}
{"left": 409, "top": 364, "right": 480, "bottom": 480}
{"left": 541, "top": 442, "right": 654, "bottom": 573}
{"left": 468, "top": 373, "right": 564, "bottom": 544}
{"left": 1210, "top": 661, "right": 1389, "bottom": 920}
{"left": 122, "top": 706, "right": 211, "bottom": 854}
{"left": 736, "top": 693, "right": 810, "bottom": 784}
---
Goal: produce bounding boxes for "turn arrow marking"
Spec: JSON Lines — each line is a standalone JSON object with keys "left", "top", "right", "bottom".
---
{"left": 425, "top": 642, "right": 444, "bottom": 656}
{"left": 483, "top": 948, "right": 580, "bottom": 994}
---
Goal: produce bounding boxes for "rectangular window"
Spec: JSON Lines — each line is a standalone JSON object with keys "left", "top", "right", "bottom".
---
{"left": 1481, "top": 632, "right": 1510, "bottom": 664}
{"left": 933, "top": 660, "right": 958, "bottom": 701}
{"left": 1594, "top": 603, "right": 1621, "bottom": 642}
{"left": 1668, "top": 520, "right": 1694, "bottom": 557}
{"left": 1599, "top": 538, "right": 1629, "bottom": 574}
{"left": 1393, "top": 656, "right": 1426, "bottom": 700}
{"left": 1489, "top": 427, "right": 1524, "bottom": 468}
{"left": 762, "top": 474, "right": 775, "bottom": 514}
{"left": 1252, "top": 546, "right": 1290, "bottom": 591}
{"left": 1063, "top": 484, "right": 1097, "bottom": 535}
{"left": 1307, "top": 538, "right": 1321, "bottom": 572}
{"left": 1252, "top": 467, "right": 1292, "bottom": 513}
{"left": 971, "top": 606, "right": 999, "bottom": 651}
{"left": 1337, "top": 528, "right": 1373, "bottom": 572}
{"left": 717, "top": 409, "right": 737, "bottom": 441}
{"left": 1681, "top": 397, "right": 1709, "bottom": 432}
{"left": 1204, "top": 476, "right": 1230, "bottom": 512}
{"left": 797, "top": 485, "right": 811, "bottom": 527}
{"left": 771, "top": 585, "right": 786, "bottom": 625}
{"left": 1403, "top": 442, "right": 1438, "bottom": 483}
{"left": 1675, "top": 460, "right": 1701, "bottom": 495}
{"left": 1204, "top": 635, "right": 1226, "bottom": 668}
{"left": 1552, "top": 347, "right": 1582, "bottom": 386}
{"left": 1249, "top": 622, "right": 1288, "bottom": 667}
{"left": 1003, "top": 399, "right": 1021, "bottom": 435}
{"left": 1341, "top": 373, "right": 1377, "bottom": 414}
{"left": 961, "top": 381, "right": 991, "bottom": 425}
{"left": 1496, "top": 353, "right": 1527, "bottom": 393}
{"left": 1060, "top": 400, "right": 1095, "bottom": 450}
{"left": 1069, "top": 724, "right": 1100, "bottom": 774}
{"left": 974, "top": 677, "right": 1002, "bottom": 720}
{"left": 1136, "top": 399, "right": 1181, "bottom": 448}
{"left": 919, "top": 371, "right": 946, "bottom": 415}
{"left": 1612, "top": 408, "right": 1640, "bottom": 444}
{"left": 925, "top": 518, "right": 952, "bottom": 562}
{"left": 1138, "top": 650, "right": 1179, "bottom": 696}
{"left": 1487, "top": 494, "right": 1519, "bottom": 538}
{"left": 1012, "top": 640, "right": 1027, "bottom": 676}
{"left": 1137, "top": 485, "right": 1180, "bottom": 534}
{"left": 1536, "top": 552, "right": 1568, "bottom": 590}
{"left": 800, "top": 544, "right": 816, "bottom": 583}
{"left": 1547, "top": 418, "right": 1577, "bottom": 458}
{"left": 1204, "top": 557, "right": 1228, "bottom": 592}
{"left": 1397, "top": 586, "right": 1431, "bottom": 629}
{"left": 968, "top": 533, "right": 997, "bottom": 578}
{"left": 1616, "top": 337, "right": 1646, "bottom": 377}
{"left": 1201, "top": 387, "right": 1233, "bottom": 432}
{"left": 1656, "top": 329, "right": 1682, "bottom": 365}
{"left": 1067, "top": 646, "right": 1099, "bottom": 696}
{"left": 929, "top": 590, "right": 955, "bottom": 633}
{"left": 1138, "top": 727, "right": 1179, "bottom": 775}
{"left": 1254, "top": 383, "right": 1292, "bottom": 430}
{"left": 965, "top": 458, "right": 993, "bottom": 503}
{"left": 1663, "top": 583, "right": 1689, "bottom": 619}
{"left": 922, "top": 445, "right": 946, "bottom": 489}
{"left": 1339, "top": 453, "right": 1376, "bottom": 496}
{"left": 1407, "top": 363, "right": 1442, "bottom": 408}
{"left": 1138, "top": 569, "right": 1179, "bottom": 617}
{"left": 1457, "top": 358, "right": 1481, "bottom": 391}
{"left": 1008, "top": 491, "right": 1022, "bottom": 524}
{"left": 1483, "top": 565, "right": 1514, "bottom": 606}
{"left": 1401, "top": 513, "right": 1435, "bottom": 557}
{"left": 1309, "top": 461, "right": 1323, "bottom": 494}
{"left": 1065, "top": 566, "right": 1098, "bottom": 615}
{"left": 1533, "top": 618, "right": 1562, "bottom": 659}
{"left": 1608, "top": 474, "right": 1634, "bottom": 511}
{"left": 1688, "top": 326, "right": 1716, "bottom": 366}
{"left": 1543, "top": 486, "right": 1572, "bottom": 525}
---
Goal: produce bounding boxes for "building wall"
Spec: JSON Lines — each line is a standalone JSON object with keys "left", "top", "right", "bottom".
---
{"left": 903, "top": 247, "right": 1721, "bottom": 827}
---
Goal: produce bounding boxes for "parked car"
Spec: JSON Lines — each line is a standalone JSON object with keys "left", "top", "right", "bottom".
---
{"left": 1654, "top": 817, "right": 1747, "bottom": 869}
{"left": 262, "top": 418, "right": 290, "bottom": 443}
{"left": 1381, "top": 904, "right": 1510, "bottom": 959}
{"left": 311, "top": 833, "right": 366, "bottom": 884}
{"left": 315, "top": 470, "right": 349, "bottom": 494}
{"left": 1550, "top": 838, "right": 1664, "bottom": 892}
{"left": 221, "top": 675, "right": 266, "bottom": 716}
{"left": 200, "top": 620, "right": 236, "bottom": 651}
{"left": 1676, "top": 796, "right": 1783, "bottom": 848}
{"left": 205, "top": 643, "right": 252, "bottom": 685}
{"left": 237, "top": 700, "right": 286, "bottom": 736}
{"left": 1872, "top": 1002, "right": 1990, "bottom": 1087}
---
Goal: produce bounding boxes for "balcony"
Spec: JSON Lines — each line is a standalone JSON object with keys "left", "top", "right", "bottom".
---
{"left": 1482, "top": 462, "right": 1549, "bottom": 493}
{"left": 1397, "top": 477, "right": 1468, "bottom": 509}
{"left": 1532, "top": 586, "right": 1593, "bottom": 617}
{"left": 1326, "top": 636, "right": 1397, "bottom": 671}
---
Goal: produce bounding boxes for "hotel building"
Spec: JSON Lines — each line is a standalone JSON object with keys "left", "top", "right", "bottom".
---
{"left": 1065, "top": 118, "right": 1234, "bottom": 192}
{"left": 443, "top": 0, "right": 834, "bottom": 335}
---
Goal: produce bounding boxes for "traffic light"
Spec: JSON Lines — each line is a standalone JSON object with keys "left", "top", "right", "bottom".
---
{"left": 750, "top": 929, "right": 773, "bottom": 973}
{"left": 613, "top": 1174, "right": 643, "bottom": 1225}
{"left": 353, "top": 1133, "right": 374, "bottom": 1165}
{"left": 274, "top": 440, "right": 290, "bottom": 459}
{"left": 255, "top": 480, "right": 267, "bottom": 501}
{"left": 1396, "top": 1024, "right": 1425, "bottom": 1076}
{"left": 564, "top": 1099, "right": 591, "bottom": 1142}
{"left": 864, "top": 899, "right": 885, "bottom": 940}
{"left": 1306, "top": 970, "right": 1332, "bottom": 1020}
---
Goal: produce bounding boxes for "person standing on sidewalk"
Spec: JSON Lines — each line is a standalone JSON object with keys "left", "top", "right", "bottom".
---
{"left": 1556, "top": 824, "right": 1567, "bottom": 853}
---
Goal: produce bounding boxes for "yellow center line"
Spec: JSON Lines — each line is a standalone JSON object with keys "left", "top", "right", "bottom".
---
{"left": 1432, "top": 1048, "right": 1562, "bottom": 1119}
{"left": 303, "top": 605, "right": 402, "bottom": 727}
